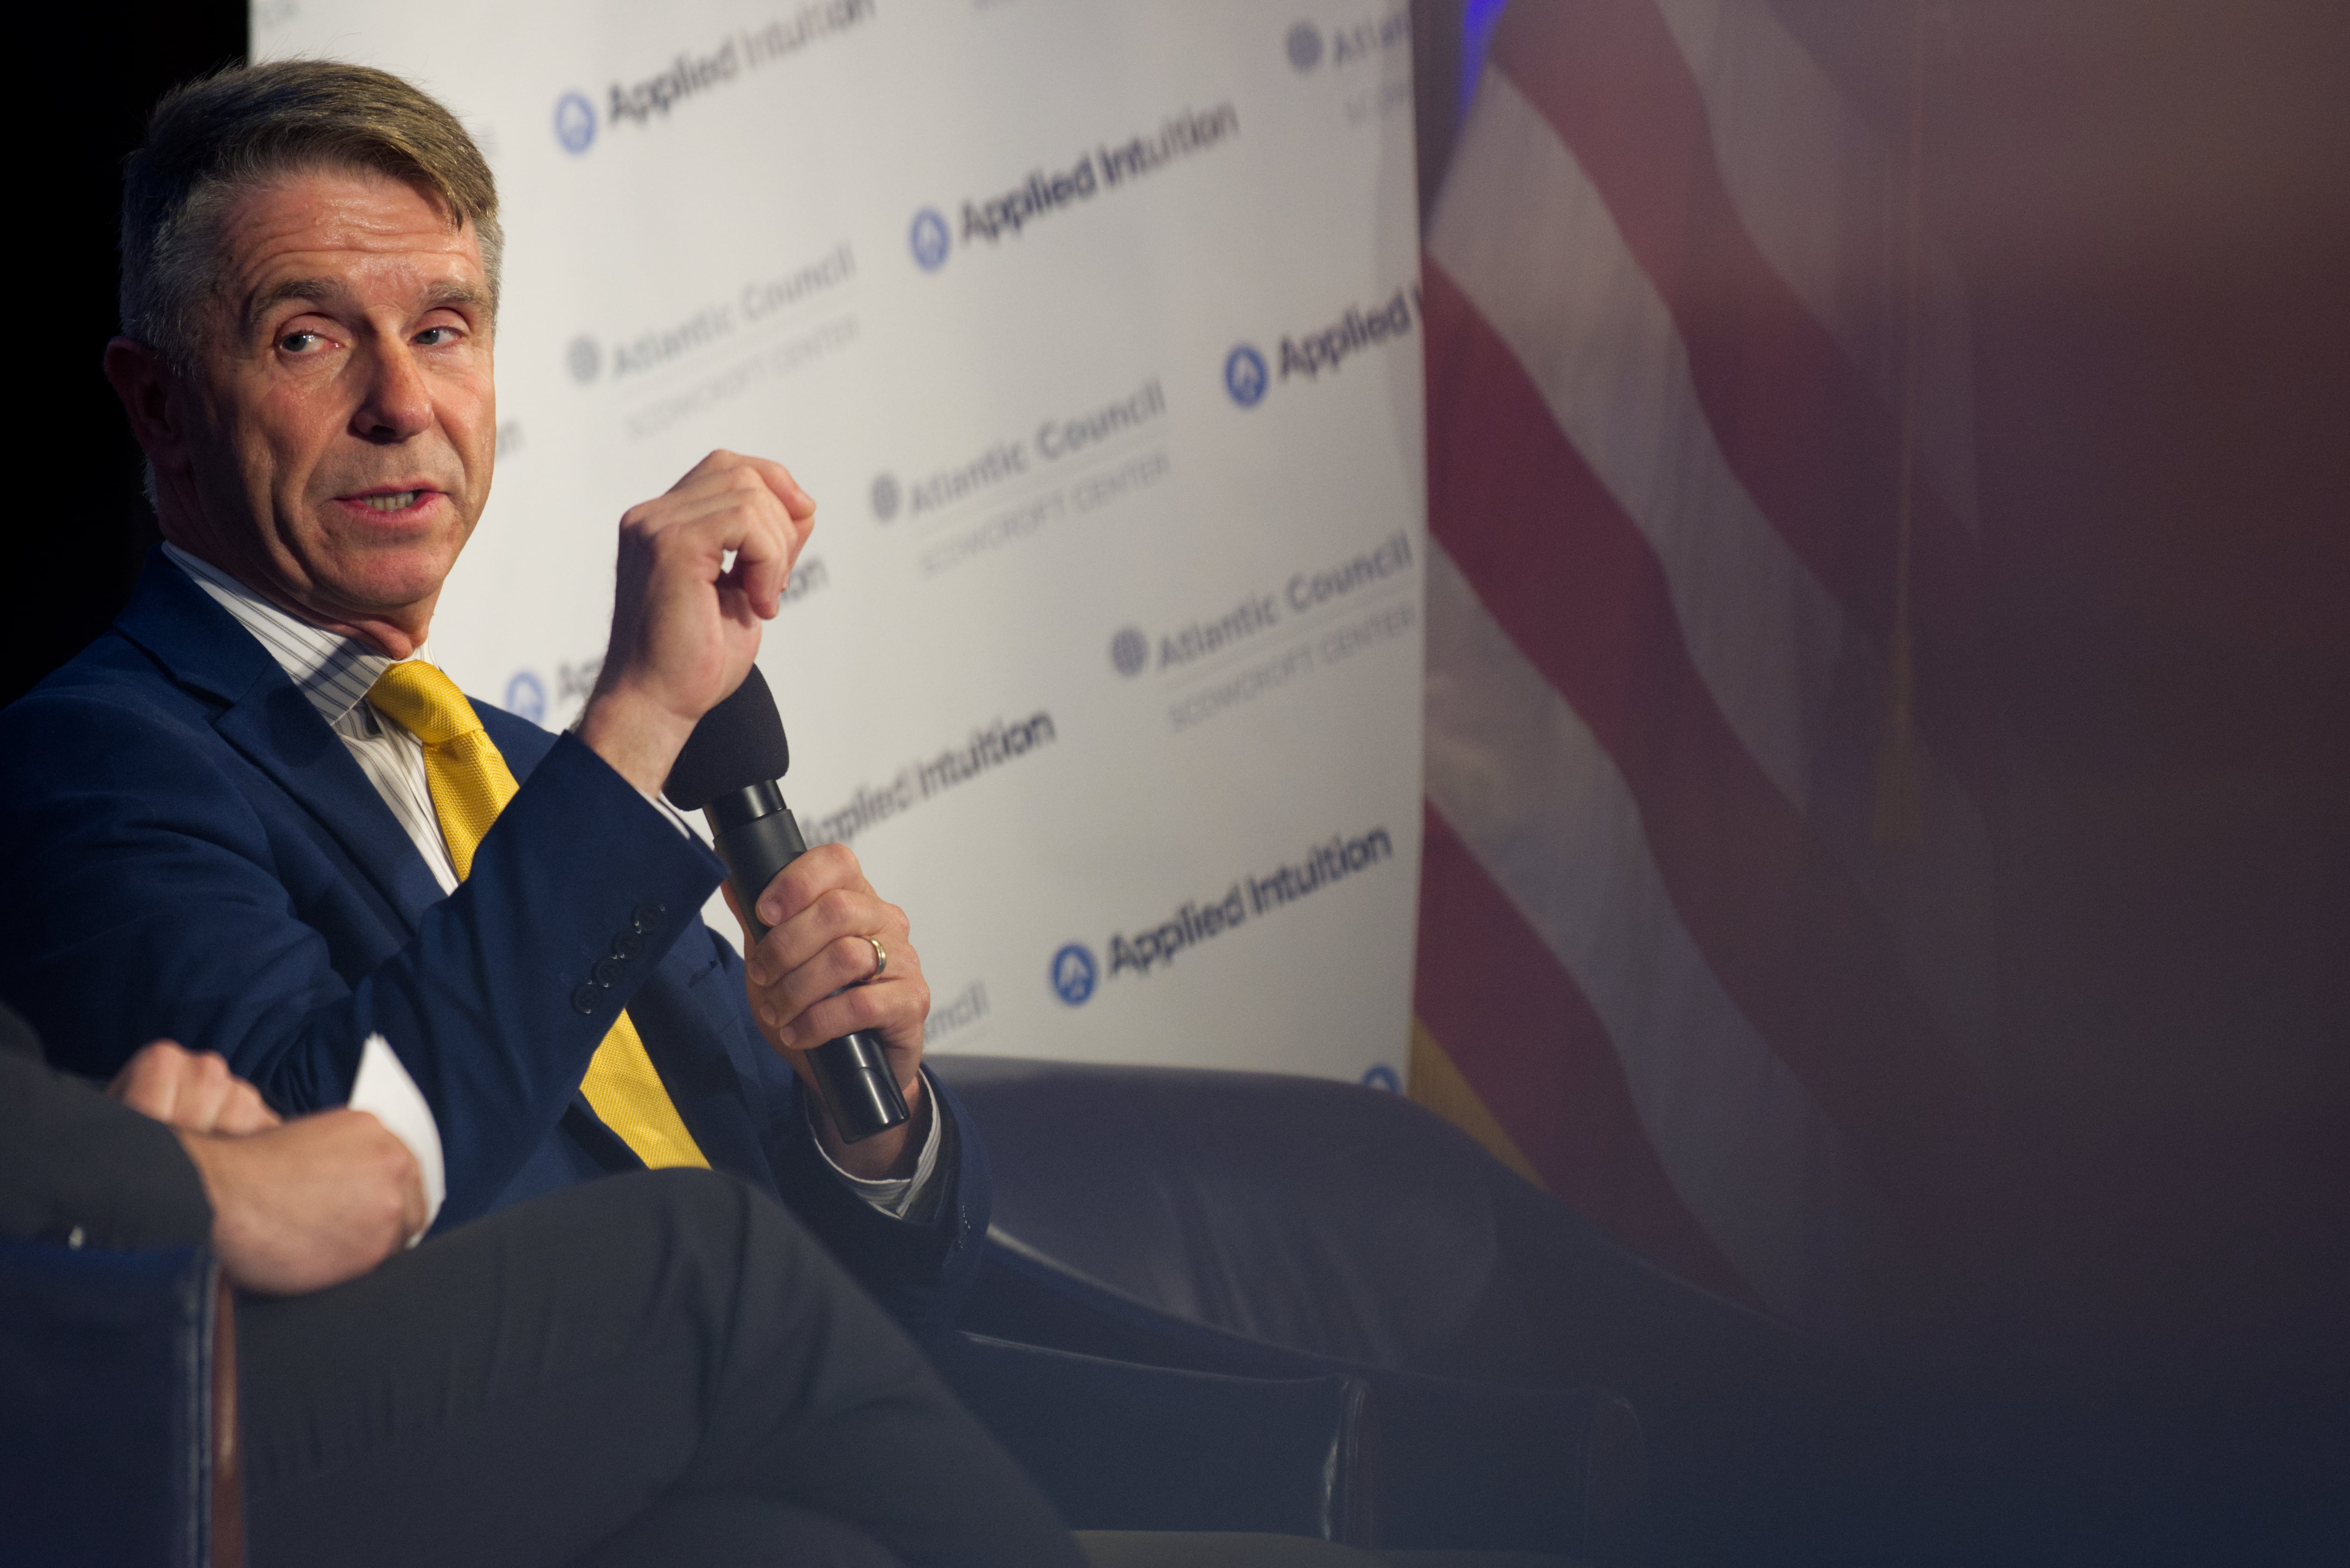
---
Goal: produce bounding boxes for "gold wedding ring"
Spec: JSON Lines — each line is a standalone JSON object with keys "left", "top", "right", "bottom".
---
{"left": 858, "top": 934, "right": 888, "bottom": 981}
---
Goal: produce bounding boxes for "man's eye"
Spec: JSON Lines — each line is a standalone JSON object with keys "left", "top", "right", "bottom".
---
{"left": 278, "top": 330, "right": 322, "bottom": 353}
{"left": 415, "top": 326, "right": 460, "bottom": 346}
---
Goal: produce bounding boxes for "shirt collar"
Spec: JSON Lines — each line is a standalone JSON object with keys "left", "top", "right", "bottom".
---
{"left": 162, "top": 543, "right": 400, "bottom": 726}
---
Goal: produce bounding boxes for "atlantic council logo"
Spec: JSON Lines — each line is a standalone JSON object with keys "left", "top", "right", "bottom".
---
{"left": 553, "top": 91, "right": 597, "bottom": 155}
{"left": 909, "top": 208, "right": 951, "bottom": 272}
{"left": 1050, "top": 943, "right": 1098, "bottom": 1006}
{"left": 504, "top": 671, "right": 548, "bottom": 724}
{"left": 1285, "top": 22, "right": 1325, "bottom": 73}
{"left": 1109, "top": 626, "right": 1148, "bottom": 678}
{"left": 566, "top": 335, "right": 603, "bottom": 385}
{"left": 1292, "top": 9, "right": 1412, "bottom": 83}
{"left": 1224, "top": 344, "right": 1269, "bottom": 408}
{"left": 870, "top": 473, "right": 902, "bottom": 522}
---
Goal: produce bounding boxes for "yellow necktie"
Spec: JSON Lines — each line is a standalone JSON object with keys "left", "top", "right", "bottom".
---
{"left": 367, "top": 660, "right": 709, "bottom": 1170}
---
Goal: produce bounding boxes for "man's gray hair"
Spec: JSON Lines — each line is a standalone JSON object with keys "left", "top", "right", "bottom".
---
{"left": 120, "top": 60, "right": 502, "bottom": 371}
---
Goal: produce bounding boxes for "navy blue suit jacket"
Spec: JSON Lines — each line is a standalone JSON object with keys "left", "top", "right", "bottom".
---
{"left": 0, "top": 554, "right": 986, "bottom": 1336}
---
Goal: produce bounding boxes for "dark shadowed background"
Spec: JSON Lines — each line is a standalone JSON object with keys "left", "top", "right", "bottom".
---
{"left": 24, "top": 3, "right": 245, "bottom": 713}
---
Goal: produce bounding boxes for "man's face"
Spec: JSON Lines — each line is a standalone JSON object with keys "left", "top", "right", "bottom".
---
{"left": 168, "top": 165, "right": 495, "bottom": 645}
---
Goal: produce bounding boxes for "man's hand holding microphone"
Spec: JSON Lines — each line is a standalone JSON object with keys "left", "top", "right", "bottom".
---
{"left": 576, "top": 452, "right": 934, "bottom": 1182}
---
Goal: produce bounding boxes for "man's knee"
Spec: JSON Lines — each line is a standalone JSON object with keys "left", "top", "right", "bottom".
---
{"left": 577, "top": 1167, "right": 773, "bottom": 1268}
{"left": 609, "top": 1164, "right": 759, "bottom": 1225}
{"left": 577, "top": 1169, "right": 843, "bottom": 1299}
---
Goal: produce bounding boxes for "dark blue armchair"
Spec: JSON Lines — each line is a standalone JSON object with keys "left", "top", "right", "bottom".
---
{"left": 931, "top": 1055, "right": 1823, "bottom": 1562}
{"left": 0, "top": 1238, "right": 240, "bottom": 1568}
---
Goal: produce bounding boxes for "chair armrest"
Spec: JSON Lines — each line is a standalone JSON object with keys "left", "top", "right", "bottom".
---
{"left": 937, "top": 1332, "right": 1377, "bottom": 1544}
{"left": 1370, "top": 1376, "right": 1642, "bottom": 1561}
{"left": 960, "top": 1244, "right": 1644, "bottom": 1559}
{"left": 0, "top": 1239, "right": 227, "bottom": 1568}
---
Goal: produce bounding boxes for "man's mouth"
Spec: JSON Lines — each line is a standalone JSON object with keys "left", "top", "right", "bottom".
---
{"left": 336, "top": 486, "right": 442, "bottom": 517}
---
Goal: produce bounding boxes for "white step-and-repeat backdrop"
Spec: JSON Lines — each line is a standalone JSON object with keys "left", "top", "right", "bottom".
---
{"left": 258, "top": 0, "right": 1426, "bottom": 1085}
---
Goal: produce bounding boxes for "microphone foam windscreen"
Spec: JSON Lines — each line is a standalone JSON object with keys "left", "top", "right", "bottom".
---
{"left": 662, "top": 665, "right": 791, "bottom": 810}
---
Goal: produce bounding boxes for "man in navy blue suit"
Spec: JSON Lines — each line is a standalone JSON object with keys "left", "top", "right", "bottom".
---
{"left": 0, "top": 61, "right": 981, "bottom": 1338}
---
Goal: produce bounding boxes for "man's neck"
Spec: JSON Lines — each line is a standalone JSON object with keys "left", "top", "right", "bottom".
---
{"left": 158, "top": 533, "right": 428, "bottom": 659}
{"left": 163, "top": 542, "right": 429, "bottom": 667}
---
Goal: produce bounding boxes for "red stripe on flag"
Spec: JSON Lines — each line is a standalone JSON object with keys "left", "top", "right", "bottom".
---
{"left": 1417, "top": 801, "right": 1757, "bottom": 1303}
{"left": 1490, "top": 0, "right": 2001, "bottom": 810}
{"left": 1423, "top": 258, "right": 1993, "bottom": 1270}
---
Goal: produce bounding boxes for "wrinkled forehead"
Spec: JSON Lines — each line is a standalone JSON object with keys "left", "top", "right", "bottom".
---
{"left": 210, "top": 163, "right": 487, "bottom": 319}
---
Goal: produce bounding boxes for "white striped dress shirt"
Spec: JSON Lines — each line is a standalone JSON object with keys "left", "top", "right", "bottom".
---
{"left": 164, "top": 545, "right": 936, "bottom": 1214}
{"left": 165, "top": 545, "right": 459, "bottom": 891}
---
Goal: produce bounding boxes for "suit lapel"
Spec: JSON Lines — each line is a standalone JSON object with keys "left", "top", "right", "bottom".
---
{"left": 214, "top": 686, "right": 446, "bottom": 927}
{"left": 112, "top": 552, "right": 446, "bottom": 930}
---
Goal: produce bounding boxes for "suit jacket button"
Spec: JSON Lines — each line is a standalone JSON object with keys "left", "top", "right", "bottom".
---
{"left": 632, "top": 902, "right": 666, "bottom": 933}
{"left": 571, "top": 983, "right": 602, "bottom": 1015}
{"left": 610, "top": 930, "right": 646, "bottom": 962}
{"left": 593, "top": 957, "right": 626, "bottom": 988}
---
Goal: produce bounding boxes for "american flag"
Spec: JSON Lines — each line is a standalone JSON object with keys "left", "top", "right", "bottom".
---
{"left": 1411, "top": 0, "right": 2000, "bottom": 1335}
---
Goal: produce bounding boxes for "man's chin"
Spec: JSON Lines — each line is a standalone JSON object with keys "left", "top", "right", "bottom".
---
{"left": 298, "top": 537, "right": 467, "bottom": 632}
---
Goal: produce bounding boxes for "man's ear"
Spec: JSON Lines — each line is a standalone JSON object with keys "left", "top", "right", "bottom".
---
{"left": 103, "top": 336, "right": 195, "bottom": 482}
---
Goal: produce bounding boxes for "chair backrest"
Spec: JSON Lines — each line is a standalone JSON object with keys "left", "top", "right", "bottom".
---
{"left": 939, "top": 1055, "right": 1509, "bottom": 1373}
{"left": 931, "top": 1055, "right": 1796, "bottom": 1396}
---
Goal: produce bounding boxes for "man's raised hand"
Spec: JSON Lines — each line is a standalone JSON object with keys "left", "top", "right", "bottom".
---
{"left": 579, "top": 450, "right": 816, "bottom": 794}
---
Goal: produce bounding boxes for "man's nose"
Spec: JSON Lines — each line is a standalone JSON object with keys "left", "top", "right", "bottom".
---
{"left": 350, "top": 338, "right": 434, "bottom": 442}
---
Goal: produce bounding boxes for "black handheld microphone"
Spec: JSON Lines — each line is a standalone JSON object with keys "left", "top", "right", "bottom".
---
{"left": 663, "top": 667, "right": 910, "bottom": 1143}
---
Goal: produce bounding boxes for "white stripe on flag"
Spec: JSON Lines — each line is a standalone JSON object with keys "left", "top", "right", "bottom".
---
{"left": 1431, "top": 69, "right": 1843, "bottom": 814}
{"left": 1426, "top": 541, "right": 1887, "bottom": 1328}
{"left": 1432, "top": 68, "right": 1996, "bottom": 1076}
{"left": 1651, "top": 0, "right": 1982, "bottom": 538}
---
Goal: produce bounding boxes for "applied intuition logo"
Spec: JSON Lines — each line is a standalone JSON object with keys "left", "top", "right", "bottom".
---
{"left": 909, "top": 208, "right": 952, "bottom": 272}
{"left": 505, "top": 671, "right": 548, "bottom": 725}
{"left": 553, "top": 91, "right": 597, "bottom": 155}
{"left": 1050, "top": 943, "right": 1098, "bottom": 1006}
{"left": 1286, "top": 22, "right": 1325, "bottom": 73}
{"left": 870, "top": 474, "right": 901, "bottom": 523}
{"left": 1224, "top": 344, "right": 1269, "bottom": 408}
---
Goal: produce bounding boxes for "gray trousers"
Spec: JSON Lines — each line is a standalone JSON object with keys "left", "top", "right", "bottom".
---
{"left": 239, "top": 1169, "right": 1086, "bottom": 1568}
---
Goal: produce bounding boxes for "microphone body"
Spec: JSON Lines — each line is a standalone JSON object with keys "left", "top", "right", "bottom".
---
{"left": 666, "top": 667, "right": 911, "bottom": 1143}
{"left": 702, "top": 788, "right": 910, "bottom": 1145}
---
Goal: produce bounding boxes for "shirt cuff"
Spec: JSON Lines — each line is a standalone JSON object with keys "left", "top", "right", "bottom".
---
{"left": 638, "top": 786, "right": 698, "bottom": 840}
{"left": 808, "top": 1069, "right": 944, "bottom": 1219}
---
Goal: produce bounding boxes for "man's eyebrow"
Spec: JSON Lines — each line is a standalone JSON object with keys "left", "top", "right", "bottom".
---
{"left": 420, "top": 281, "right": 491, "bottom": 315}
{"left": 245, "top": 277, "right": 340, "bottom": 327}
{"left": 243, "top": 277, "right": 492, "bottom": 330}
